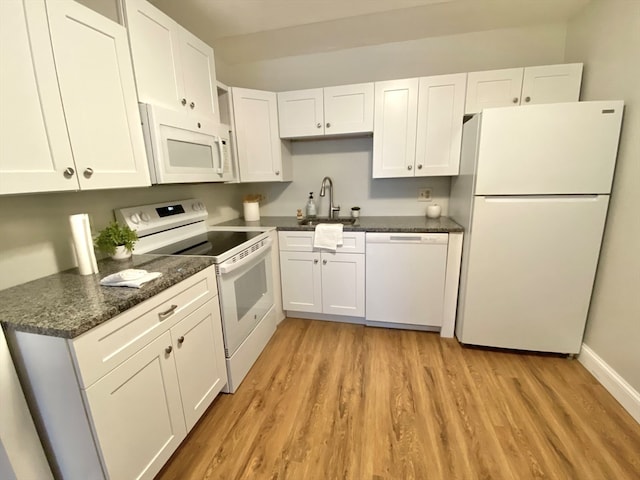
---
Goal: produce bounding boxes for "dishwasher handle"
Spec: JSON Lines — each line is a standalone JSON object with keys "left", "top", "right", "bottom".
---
{"left": 366, "top": 233, "right": 448, "bottom": 245}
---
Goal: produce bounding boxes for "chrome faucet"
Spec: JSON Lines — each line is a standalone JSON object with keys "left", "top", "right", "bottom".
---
{"left": 319, "top": 176, "right": 340, "bottom": 219}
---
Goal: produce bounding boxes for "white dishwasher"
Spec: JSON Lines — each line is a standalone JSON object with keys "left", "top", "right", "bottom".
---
{"left": 365, "top": 233, "right": 448, "bottom": 328}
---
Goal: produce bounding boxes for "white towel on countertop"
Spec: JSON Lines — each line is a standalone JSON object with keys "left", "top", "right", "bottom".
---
{"left": 313, "top": 223, "right": 344, "bottom": 251}
{"left": 100, "top": 269, "right": 163, "bottom": 289}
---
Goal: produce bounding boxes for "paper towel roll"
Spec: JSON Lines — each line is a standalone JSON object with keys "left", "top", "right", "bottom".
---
{"left": 69, "top": 214, "right": 98, "bottom": 275}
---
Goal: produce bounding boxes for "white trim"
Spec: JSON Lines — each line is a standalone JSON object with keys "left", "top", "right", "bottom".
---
{"left": 578, "top": 344, "right": 640, "bottom": 424}
{"left": 442, "top": 232, "right": 463, "bottom": 338}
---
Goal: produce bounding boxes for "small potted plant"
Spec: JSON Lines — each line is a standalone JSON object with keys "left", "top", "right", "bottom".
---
{"left": 94, "top": 221, "right": 138, "bottom": 260}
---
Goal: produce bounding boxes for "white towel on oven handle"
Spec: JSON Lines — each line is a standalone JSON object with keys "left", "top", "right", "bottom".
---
{"left": 313, "top": 224, "right": 344, "bottom": 251}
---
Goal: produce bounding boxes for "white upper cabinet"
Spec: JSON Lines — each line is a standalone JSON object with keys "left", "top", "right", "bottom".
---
{"left": 373, "top": 74, "right": 466, "bottom": 178}
{"left": 415, "top": 73, "right": 467, "bottom": 176}
{"left": 46, "top": 0, "right": 150, "bottom": 190}
{"left": 0, "top": 0, "right": 76, "bottom": 194}
{"left": 123, "top": 0, "right": 219, "bottom": 121}
{"left": 520, "top": 63, "right": 583, "bottom": 106}
{"left": 465, "top": 63, "right": 583, "bottom": 114}
{"left": 278, "top": 83, "right": 374, "bottom": 138}
{"left": 372, "top": 78, "right": 419, "bottom": 178}
{"left": 0, "top": 0, "right": 150, "bottom": 195}
{"left": 232, "top": 87, "right": 291, "bottom": 182}
{"left": 277, "top": 89, "right": 324, "bottom": 138}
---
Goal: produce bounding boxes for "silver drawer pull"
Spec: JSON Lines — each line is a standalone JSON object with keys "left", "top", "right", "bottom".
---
{"left": 158, "top": 304, "right": 178, "bottom": 320}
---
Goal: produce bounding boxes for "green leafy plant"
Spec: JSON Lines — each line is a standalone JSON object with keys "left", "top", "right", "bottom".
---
{"left": 94, "top": 221, "right": 138, "bottom": 255}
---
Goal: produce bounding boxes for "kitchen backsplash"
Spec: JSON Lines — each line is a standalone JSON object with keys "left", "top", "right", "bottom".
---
{"left": 240, "top": 137, "right": 451, "bottom": 217}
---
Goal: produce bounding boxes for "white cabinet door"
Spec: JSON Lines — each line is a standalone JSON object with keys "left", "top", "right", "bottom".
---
{"left": 171, "top": 300, "right": 227, "bottom": 431}
{"left": 465, "top": 67, "right": 524, "bottom": 114}
{"left": 0, "top": 0, "right": 77, "bottom": 194}
{"left": 85, "top": 331, "right": 186, "bottom": 480}
{"left": 279, "top": 251, "right": 322, "bottom": 313}
{"left": 123, "top": 0, "right": 218, "bottom": 121}
{"left": 415, "top": 73, "right": 466, "bottom": 176}
{"left": 321, "top": 252, "right": 365, "bottom": 317}
{"left": 372, "top": 78, "right": 419, "bottom": 178}
{"left": 233, "top": 87, "right": 290, "bottom": 182}
{"left": 46, "top": 0, "right": 150, "bottom": 190}
{"left": 122, "top": 0, "right": 183, "bottom": 111}
{"left": 323, "top": 83, "right": 374, "bottom": 135}
{"left": 179, "top": 28, "right": 218, "bottom": 120}
{"left": 520, "top": 63, "right": 583, "bottom": 105}
{"left": 278, "top": 88, "right": 324, "bottom": 138}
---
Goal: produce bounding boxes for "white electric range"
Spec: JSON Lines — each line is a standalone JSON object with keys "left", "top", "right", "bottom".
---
{"left": 116, "top": 199, "right": 276, "bottom": 393}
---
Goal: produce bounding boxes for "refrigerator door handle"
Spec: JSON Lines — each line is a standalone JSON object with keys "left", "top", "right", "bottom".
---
{"left": 483, "top": 195, "right": 601, "bottom": 203}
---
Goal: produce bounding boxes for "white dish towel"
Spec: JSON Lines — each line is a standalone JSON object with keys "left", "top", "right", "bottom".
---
{"left": 100, "top": 269, "right": 163, "bottom": 289}
{"left": 313, "top": 223, "right": 344, "bottom": 251}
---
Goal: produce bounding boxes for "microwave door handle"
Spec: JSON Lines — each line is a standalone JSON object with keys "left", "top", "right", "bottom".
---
{"left": 215, "top": 136, "right": 224, "bottom": 174}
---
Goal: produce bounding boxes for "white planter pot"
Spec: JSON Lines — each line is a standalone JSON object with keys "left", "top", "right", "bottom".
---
{"left": 111, "top": 245, "right": 132, "bottom": 260}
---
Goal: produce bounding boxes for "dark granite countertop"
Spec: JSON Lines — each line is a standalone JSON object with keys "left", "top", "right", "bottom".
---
{"left": 212, "top": 215, "right": 464, "bottom": 233}
{"left": 0, "top": 255, "right": 216, "bottom": 339}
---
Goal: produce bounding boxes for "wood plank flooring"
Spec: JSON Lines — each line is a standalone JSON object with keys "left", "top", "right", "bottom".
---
{"left": 156, "top": 318, "right": 640, "bottom": 480}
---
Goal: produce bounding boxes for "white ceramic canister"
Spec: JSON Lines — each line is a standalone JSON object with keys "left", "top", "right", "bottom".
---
{"left": 426, "top": 204, "right": 442, "bottom": 219}
{"left": 243, "top": 201, "right": 260, "bottom": 221}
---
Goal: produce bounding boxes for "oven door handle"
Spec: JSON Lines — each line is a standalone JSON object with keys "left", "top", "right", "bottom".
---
{"left": 217, "top": 238, "right": 272, "bottom": 275}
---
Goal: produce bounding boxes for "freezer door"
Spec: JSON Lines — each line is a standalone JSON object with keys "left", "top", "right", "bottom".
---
{"left": 456, "top": 194, "right": 609, "bottom": 353}
{"left": 475, "top": 101, "right": 623, "bottom": 195}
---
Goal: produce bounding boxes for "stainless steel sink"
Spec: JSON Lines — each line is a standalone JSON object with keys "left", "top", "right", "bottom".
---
{"left": 298, "top": 217, "right": 356, "bottom": 226}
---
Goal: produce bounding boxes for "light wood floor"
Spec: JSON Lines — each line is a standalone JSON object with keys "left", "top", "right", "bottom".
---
{"left": 157, "top": 318, "right": 640, "bottom": 480}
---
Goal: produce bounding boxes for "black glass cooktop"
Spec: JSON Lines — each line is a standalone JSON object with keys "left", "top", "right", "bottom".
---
{"left": 148, "top": 230, "right": 264, "bottom": 259}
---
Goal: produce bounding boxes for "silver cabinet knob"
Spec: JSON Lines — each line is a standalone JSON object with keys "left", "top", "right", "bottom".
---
{"left": 322, "top": 259, "right": 327, "bottom": 265}
{"left": 407, "top": 165, "right": 413, "bottom": 170}
{"left": 181, "top": 98, "right": 187, "bottom": 106}
{"left": 63, "top": 167, "right": 75, "bottom": 178}
{"left": 275, "top": 170, "right": 280, "bottom": 176}
{"left": 83, "top": 167, "right": 94, "bottom": 178}
{"left": 177, "top": 336, "right": 185, "bottom": 345}
{"left": 190, "top": 102, "right": 195, "bottom": 109}
{"left": 524, "top": 96, "right": 531, "bottom": 103}
{"left": 512, "top": 97, "right": 519, "bottom": 104}
{"left": 316, "top": 123, "right": 322, "bottom": 128}
{"left": 314, "top": 259, "right": 318, "bottom": 264}
{"left": 197, "top": 122, "right": 201, "bottom": 129}
{"left": 417, "top": 164, "right": 423, "bottom": 170}
{"left": 165, "top": 346, "right": 173, "bottom": 354}
{"left": 326, "top": 122, "right": 331, "bottom": 128}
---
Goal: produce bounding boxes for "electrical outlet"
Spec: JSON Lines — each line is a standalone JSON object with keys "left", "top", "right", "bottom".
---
{"left": 417, "top": 188, "right": 432, "bottom": 202}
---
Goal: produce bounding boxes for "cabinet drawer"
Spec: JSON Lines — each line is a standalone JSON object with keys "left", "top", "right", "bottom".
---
{"left": 279, "top": 231, "right": 365, "bottom": 253}
{"left": 71, "top": 267, "right": 217, "bottom": 388}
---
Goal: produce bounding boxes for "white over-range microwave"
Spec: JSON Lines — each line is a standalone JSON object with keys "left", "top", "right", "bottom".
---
{"left": 139, "top": 103, "right": 234, "bottom": 184}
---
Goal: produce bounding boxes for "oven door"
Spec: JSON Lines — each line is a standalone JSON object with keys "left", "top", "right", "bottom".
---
{"left": 217, "top": 245, "right": 274, "bottom": 357}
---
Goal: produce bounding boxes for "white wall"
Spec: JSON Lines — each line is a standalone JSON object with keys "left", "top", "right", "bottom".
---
{"left": 240, "top": 137, "right": 451, "bottom": 217}
{"left": 0, "top": 184, "right": 242, "bottom": 290}
{"left": 218, "top": 23, "right": 568, "bottom": 90}
{"left": 565, "top": 1, "right": 640, "bottom": 391}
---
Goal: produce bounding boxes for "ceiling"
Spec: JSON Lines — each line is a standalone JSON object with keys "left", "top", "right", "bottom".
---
{"left": 149, "top": 0, "right": 591, "bottom": 64}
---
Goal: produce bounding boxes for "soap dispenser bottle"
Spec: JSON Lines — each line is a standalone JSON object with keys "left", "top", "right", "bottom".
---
{"left": 305, "top": 192, "right": 317, "bottom": 218}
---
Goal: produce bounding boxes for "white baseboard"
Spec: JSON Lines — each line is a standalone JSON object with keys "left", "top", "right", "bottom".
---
{"left": 578, "top": 344, "right": 640, "bottom": 424}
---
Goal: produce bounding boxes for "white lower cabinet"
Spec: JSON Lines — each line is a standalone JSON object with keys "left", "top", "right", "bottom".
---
{"left": 8, "top": 267, "right": 227, "bottom": 480}
{"left": 279, "top": 232, "right": 365, "bottom": 317}
{"left": 85, "top": 331, "right": 186, "bottom": 480}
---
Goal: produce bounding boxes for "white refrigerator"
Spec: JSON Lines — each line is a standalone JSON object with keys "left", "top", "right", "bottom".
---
{"left": 450, "top": 101, "right": 624, "bottom": 354}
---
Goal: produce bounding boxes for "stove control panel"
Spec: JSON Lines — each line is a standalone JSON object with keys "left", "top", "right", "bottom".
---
{"left": 115, "top": 199, "right": 209, "bottom": 237}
